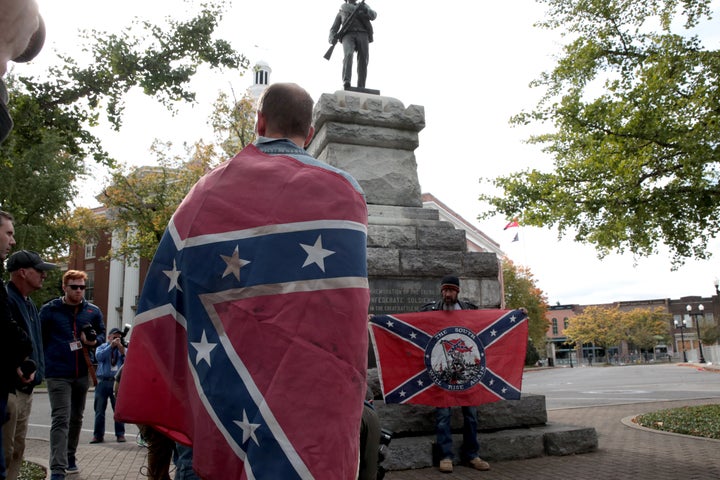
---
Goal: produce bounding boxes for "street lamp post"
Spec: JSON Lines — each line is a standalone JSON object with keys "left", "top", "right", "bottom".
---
{"left": 685, "top": 304, "right": 707, "bottom": 364}
{"left": 673, "top": 318, "right": 688, "bottom": 362}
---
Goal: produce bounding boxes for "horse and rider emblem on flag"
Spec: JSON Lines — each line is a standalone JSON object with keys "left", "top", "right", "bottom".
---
{"left": 369, "top": 309, "right": 528, "bottom": 407}
{"left": 426, "top": 327, "right": 486, "bottom": 391}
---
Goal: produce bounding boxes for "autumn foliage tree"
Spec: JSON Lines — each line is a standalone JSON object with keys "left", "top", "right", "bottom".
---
{"left": 502, "top": 258, "right": 550, "bottom": 349}
{"left": 625, "top": 307, "right": 672, "bottom": 352}
{"left": 565, "top": 305, "right": 671, "bottom": 362}
{"left": 98, "top": 141, "right": 218, "bottom": 262}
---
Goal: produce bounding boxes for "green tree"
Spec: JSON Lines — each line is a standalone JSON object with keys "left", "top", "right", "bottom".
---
{"left": 624, "top": 307, "right": 672, "bottom": 352}
{"left": 502, "top": 258, "right": 550, "bottom": 348}
{"left": 700, "top": 325, "right": 720, "bottom": 346}
{"left": 99, "top": 141, "right": 218, "bottom": 263}
{"left": 564, "top": 305, "right": 626, "bottom": 360}
{"left": 480, "top": 0, "right": 719, "bottom": 266}
{"left": 0, "top": 1, "right": 247, "bottom": 258}
{"left": 211, "top": 89, "right": 257, "bottom": 158}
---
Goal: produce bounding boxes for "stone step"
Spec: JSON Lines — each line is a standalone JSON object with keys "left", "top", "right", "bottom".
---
{"left": 382, "top": 424, "right": 598, "bottom": 471}
{"left": 374, "top": 393, "right": 549, "bottom": 435}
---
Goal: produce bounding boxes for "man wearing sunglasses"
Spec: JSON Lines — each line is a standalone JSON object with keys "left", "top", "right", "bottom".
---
{"left": 40, "top": 270, "right": 105, "bottom": 480}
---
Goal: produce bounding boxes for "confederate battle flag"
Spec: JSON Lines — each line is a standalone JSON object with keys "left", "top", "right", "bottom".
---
{"left": 115, "top": 144, "right": 370, "bottom": 480}
{"left": 369, "top": 310, "right": 528, "bottom": 407}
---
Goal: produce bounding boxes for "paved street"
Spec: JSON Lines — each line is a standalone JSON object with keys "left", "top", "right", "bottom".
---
{"left": 24, "top": 363, "right": 720, "bottom": 479}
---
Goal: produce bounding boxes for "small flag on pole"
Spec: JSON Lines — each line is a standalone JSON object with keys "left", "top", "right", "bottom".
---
{"left": 504, "top": 218, "right": 519, "bottom": 230}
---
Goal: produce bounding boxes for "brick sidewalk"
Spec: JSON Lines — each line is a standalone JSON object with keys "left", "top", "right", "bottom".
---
{"left": 25, "top": 392, "right": 720, "bottom": 479}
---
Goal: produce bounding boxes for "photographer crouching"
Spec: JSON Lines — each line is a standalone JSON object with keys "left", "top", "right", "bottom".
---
{"left": 91, "top": 326, "right": 127, "bottom": 444}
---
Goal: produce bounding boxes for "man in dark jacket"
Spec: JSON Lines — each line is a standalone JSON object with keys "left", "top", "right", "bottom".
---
{"left": 0, "top": 211, "right": 33, "bottom": 480}
{"left": 419, "top": 275, "right": 490, "bottom": 474}
{"left": 329, "top": 0, "right": 377, "bottom": 89}
{"left": 40, "top": 270, "right": 105, "bottom": 480}
{"left": 3, "top": 250, "right": 55, "bottom": 480}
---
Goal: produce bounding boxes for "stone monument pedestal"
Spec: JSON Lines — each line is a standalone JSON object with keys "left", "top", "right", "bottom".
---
{"left": 309, "top": 91, "right": 502, "bottom": 313}
{"left": 309, "top": 91, "right": 597, "bottom": 471}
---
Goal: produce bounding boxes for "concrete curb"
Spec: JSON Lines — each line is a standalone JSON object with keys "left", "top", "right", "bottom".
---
{"left": 620, "top": 413, "right": 720, "bottom": 443}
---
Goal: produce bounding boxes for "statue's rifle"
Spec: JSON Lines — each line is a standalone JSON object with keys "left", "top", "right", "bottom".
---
{"left": 324, "top": 0, "right": 366, "bottom": 60}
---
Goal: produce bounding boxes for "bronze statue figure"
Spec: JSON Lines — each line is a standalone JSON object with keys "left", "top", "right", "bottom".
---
{"left": 327, "top": 0, "right": 377, "bottom": 91}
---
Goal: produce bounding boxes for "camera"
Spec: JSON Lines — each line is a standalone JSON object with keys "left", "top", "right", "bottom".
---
{"left": 81, "top": 324, "right": 97, "bottom": 343}
{"left": 119, "top": 324, "right": 131, "bottom": 347}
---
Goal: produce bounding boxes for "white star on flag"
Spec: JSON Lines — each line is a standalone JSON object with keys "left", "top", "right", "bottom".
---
{"left": 163, "top": 260, "right": 182, "bottom": 292}
{"left": 300, "top": 235, "right": 335, "bottom": 272}
{"left": 191, "top": 331, "right": 217, "bottom": 367}
{"left": 234, "top": 410, "right": 261, "bottom": 446}
{"left": 221, "top": 245, "right": 251, "bottom": 281}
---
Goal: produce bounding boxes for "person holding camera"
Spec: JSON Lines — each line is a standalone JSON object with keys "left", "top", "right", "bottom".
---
{"left": 40, "top": 270, "right": 105, "bottom": 480}
{"left": 90, "top": 327, "right": 126, "bottom": 444}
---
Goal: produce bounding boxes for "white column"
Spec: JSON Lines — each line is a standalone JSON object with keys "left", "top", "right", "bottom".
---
{"left": 105, "top": 231, "right": 125, "bottom": 331}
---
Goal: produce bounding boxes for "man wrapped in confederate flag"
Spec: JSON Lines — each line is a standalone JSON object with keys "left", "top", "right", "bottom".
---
{"left": 115, "top": 83, "right": 370, "bottom": 480}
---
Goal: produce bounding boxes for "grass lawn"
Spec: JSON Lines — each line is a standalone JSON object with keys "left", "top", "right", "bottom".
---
{"left": 635, "top": 404, "right": 720, "bottom": 440}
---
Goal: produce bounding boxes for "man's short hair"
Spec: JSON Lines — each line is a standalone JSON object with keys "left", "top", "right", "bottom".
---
{"left": 0, "top": 209, "right": 13, "bottom": 226}
{"left": 63, "top": 269, "right": 87, "bottom": 285}
{"left": 257, "top": 83, "right": 313, "bottom": 140}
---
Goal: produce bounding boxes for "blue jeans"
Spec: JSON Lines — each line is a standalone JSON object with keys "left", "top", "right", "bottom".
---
{"left": 47, "top": 376, "right": 89, "bottom": 475}
{"left": 93, "top": 379, "right": 124, "bottom": 439}
{"left": 435, "top": 406, "right": 479, "bottom": 461}
{"left": 173, "top": 444, "right": 200, "bottom": 480}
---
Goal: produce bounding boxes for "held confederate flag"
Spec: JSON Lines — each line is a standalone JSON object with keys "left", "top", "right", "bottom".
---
{"left": 115, "top": 144, "right": 370, "bottom": 480}
{"left": 369, "top": 310, "right": 528, "bottom": 407}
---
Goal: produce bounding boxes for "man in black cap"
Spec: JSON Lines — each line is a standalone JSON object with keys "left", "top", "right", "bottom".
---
{"left": 3, "top": 250, "right": 56, "bottom": 480}
{"left": 91, "top": 327, "right": 126, "bottom": 444}
{"left": 420, "top": 275, "right": 490, "bottom": 474}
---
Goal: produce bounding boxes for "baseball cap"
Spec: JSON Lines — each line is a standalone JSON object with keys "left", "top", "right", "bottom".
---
{"left": 109, "top": 328, "right": 122, "bottom": 335}
{"left": 6, "top": 250, "right": 57, "bottom": 272}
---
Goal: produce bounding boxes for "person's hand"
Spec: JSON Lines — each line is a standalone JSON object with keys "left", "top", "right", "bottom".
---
{"left": 111, "top": 337, "right": 126, "bottom": 354}
{"left": 16, "top": 366, "right": 34, "bottom": 384}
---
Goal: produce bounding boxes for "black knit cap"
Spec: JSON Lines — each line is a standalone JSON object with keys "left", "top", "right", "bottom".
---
{"left": 440, "top": 275, "right": 460, "bottom": 291}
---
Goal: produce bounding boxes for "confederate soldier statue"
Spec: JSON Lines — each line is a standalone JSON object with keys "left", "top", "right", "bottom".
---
{"left": 327, "top": 0, "right": 377, "bottom": 90}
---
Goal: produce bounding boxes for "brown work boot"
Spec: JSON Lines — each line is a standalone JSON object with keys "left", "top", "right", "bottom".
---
{"left": 439, "top": 458, "right": 453, "bottom": 473}
{"left": 468, "top": 457, "right": 490, "bottom": 471}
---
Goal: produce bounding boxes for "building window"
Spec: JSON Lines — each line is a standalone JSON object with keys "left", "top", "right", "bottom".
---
{"left": 84, "top": 241, "right": 97, "bottom": 259}
{"left": 552, "top": 318, "right": 558, "bottom": 335}
{"left": 85, "top": 270, "right": 95, "bottom": 302}
{"left": 563, "top": 317, "right": 569, "bottom": 330}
